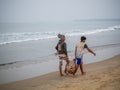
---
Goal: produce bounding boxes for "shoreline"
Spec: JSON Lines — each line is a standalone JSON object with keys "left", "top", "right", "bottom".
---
{"left": 0, "top": 45, "right": 120, "bottom": 84}
{"left": 0, "top": 43, "right": 120, "bottom": 66}
{"left": 0, "top": 54, "right": 120, "bottom": 90}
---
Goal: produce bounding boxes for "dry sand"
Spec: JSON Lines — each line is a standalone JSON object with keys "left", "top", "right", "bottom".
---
{"left": 0, "top": 55, "right": 120, "bottom": 90}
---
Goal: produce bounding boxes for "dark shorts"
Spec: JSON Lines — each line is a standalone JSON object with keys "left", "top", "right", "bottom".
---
{"left": 76, "top": 58, "right": 83, "bottom": 65}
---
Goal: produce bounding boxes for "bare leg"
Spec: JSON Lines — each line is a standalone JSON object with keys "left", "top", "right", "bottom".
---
{"left": 64, "top": 63, "right": 67, "bottom": 74}
{"left": 76, "top": 64, "right": 79, "bottom": 72}
{"left": 59, "top": 63, "right": 64, "bottom": 76}
{"left": 80, "top": 64, "right": 86, "bottom": 75}
{"left": 64, "top": 57, "right": 69, "bottom": 74}
{"left": 74, "top": 64, "right": 79, "bottom": 76}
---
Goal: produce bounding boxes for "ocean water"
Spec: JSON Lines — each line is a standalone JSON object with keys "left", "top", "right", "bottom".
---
{"left": 0, "top": 21, "right": 120, "bottom": 45}
{"left": 0, "top": 20, "right": 120, "bottom": 84}
{"left": 0, "top": 20, "right": 120, "bottom": 64}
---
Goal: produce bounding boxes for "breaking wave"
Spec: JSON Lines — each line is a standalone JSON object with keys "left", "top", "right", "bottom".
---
{"left": 0, "top": 25, "right": 120, "bottom": 45}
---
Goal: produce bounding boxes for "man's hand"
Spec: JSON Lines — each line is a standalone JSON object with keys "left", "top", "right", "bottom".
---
{"left": 93, "top": 53, "right": 96, "bottom": 56}
{"left": 74, "top": 57, "right": 76, "bottom": 62}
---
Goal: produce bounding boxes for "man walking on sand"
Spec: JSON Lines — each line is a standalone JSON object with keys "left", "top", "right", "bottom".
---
{"left": 55, "top": 34, "right": 69, "bottom": 76}
{"left": 74, "top": 36, "right": 96, "bottom": 76}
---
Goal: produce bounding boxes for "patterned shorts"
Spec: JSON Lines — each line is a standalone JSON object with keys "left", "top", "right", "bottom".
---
{"left": 58, "top": 54, "right": 66, "bottom": 65}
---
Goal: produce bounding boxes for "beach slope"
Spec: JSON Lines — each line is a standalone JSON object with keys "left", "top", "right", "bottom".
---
{"left": 0, "top": 55, "right": 120, "bottom": 90}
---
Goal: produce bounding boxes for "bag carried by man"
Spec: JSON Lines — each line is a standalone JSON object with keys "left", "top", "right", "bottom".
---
{"left": 66, "top": 60, "right": 76, "bottom": 74}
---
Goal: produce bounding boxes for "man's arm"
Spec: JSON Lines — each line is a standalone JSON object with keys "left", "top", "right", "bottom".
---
{"left": 55, "top": 44, "right": 59, "bottom": 55}
{"left": 86, "top": 48, "right": 96, "bottom": 56}
{"left": 74, "top": 47, "right": 77, "bottom": 61}
{"left": 63, "top": 43, "right": 68, "bottom": 56}
{"left": 63, "top": 43, "right": 69, "bottom": 61}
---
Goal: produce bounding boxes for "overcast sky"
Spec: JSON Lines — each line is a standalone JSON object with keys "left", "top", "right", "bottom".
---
{"left": 0, "top": 0, "right": 120, "bottom": 23}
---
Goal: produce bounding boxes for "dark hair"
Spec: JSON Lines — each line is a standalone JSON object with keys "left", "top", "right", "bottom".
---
{"left": 81, "top": 36, "right": 86, "bottom": 41}
{"left": 57, "top": 34, "right": 62, "bottom": 38}
{"left": 57, "top": 34, "right": 63, "bottom": 38}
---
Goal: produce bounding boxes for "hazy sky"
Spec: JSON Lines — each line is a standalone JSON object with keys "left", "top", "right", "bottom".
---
{"left": 0, "top": 0, "right": 120, "bottom": 23}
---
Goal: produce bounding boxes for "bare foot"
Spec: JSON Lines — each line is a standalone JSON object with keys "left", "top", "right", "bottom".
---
{"left": 64, "top": 70, "right": 67, "bottom": 74}
{"left": 72, "top": 74, "right": 75, "bottom": 78}
{"left": 60, "top": 74, "right": 64, "bottom": 76}
{"left": 82, "top": 72, "right": 86, "bottom": 75}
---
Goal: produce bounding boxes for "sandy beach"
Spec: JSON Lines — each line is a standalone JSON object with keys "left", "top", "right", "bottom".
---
{"left": 0, "top": 55, "right": 120, "bottom": 90}
{"left": 0, "top": 0, "right": 120, "bottom": 90}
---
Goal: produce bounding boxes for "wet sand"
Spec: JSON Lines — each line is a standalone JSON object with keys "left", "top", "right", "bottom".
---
{"left": 0, "top": 55, "right": 120, "bottom": 90}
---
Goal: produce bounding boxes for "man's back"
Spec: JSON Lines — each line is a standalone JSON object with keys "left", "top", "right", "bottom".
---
{"left": 76, "top": 42, "right": 88, "bottom": 58}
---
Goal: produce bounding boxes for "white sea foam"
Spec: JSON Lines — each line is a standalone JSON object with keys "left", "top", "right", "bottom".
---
{"left": 0, "top": 25, "right": 120, "bottom": 45}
